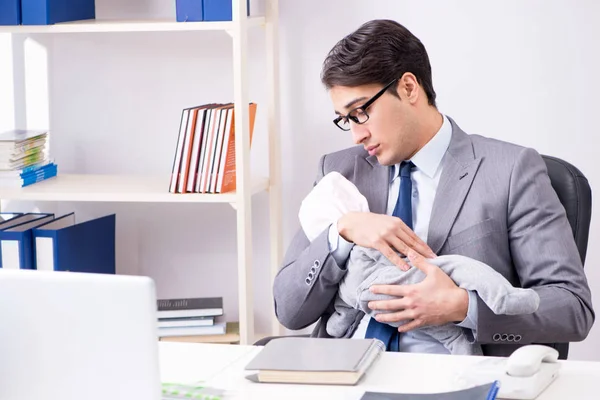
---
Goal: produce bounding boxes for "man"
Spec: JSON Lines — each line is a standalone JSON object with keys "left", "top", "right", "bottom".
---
{"left": 273, "top": 19, "right": 594, "bottom": 356}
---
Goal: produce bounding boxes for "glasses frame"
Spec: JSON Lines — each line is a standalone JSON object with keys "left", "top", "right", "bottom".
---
{"left": 332, "top": 78, "right": 399, "bottom": 131}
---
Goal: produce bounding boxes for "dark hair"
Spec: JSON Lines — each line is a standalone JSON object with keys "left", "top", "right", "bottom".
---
{"left": 321, "top": 19, "right": 437, "bottom": 107}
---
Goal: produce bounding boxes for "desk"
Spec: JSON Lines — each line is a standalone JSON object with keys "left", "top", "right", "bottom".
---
{"left": 159, "top": 342, "right": 600, "bottom": 399}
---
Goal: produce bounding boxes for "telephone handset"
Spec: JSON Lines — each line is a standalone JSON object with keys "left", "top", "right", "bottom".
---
{"left": 506, "top": 345, "right": 560, "bottom": 377}
{"left": 458, "top": 345, "right": 561, "bottom": 399}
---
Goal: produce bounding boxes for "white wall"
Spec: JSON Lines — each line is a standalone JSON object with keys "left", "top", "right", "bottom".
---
{"left": 2, "top": 0, "right": 599, "bottom": 360}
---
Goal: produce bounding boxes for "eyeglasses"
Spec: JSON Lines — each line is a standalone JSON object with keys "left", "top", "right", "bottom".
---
{"left": 332, "top": 78, "right": 398, "bottom": 131}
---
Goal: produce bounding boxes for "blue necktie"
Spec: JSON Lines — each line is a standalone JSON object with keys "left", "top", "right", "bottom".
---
{"left": 364, "top": 161, "right": 414, "bottom": 351}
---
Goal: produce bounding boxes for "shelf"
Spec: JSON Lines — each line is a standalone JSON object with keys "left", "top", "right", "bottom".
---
{"left": 0, "top": 17, "right": 265, "bottom": 34}
{"left": 0, "top": 174, "right": 269, "bottom": 203}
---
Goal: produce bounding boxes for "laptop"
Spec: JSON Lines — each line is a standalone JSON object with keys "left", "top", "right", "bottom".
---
{"left": 0, "top": 269, "right": 161, "bottom": 400}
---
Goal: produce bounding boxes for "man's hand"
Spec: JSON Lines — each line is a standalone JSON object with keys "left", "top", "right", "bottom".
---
{"left": 368, "top": 250, "right": 469, "bottom": 331}
{"left": 337, "top": 212, "right": 436, "bottom": 270}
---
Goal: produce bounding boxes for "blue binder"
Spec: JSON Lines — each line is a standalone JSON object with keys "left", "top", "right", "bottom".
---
{"left": 21, "top": 0, "right": 95, "bottom": 25}
{"left": 0, "top": 0, "right": 21, "bottom": 25}
{"left": 0, "top": 213, "right": 55, "bottom": 269}
{"left": 202, "top": 0, "right": 250, "bottom": 21}
{"left": 33, "top": 213, "right": 115, "bottom": 274}
{"left": 0, "top": 213, "right": 53, "bottom": 265}
{"left": 176, "top": 0, "right": 203, "bottom": 22}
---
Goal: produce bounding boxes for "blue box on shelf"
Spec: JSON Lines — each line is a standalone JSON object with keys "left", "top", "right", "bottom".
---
{"left": 0, "top": 0, "right": 21, "bottom": 25}
{"left": 21, "top": 0, "right": 95, "bottom": 25}
{"left": 203, "top": 0, "right": 250, "bottom": 22}
{"left": 176, "top": 0, "right": 203, "bottom": 22}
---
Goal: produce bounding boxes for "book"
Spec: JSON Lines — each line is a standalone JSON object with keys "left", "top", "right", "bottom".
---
{"left": 359, "top": 381, "right": 500, "bottom": 400}
{"left": 0, "top": 159, "right": 54, "bottom": 177}
{"left": 157, "top": 297, "right": 223, "bottom": 319}
{"left": 218, "top": 103, "right": 257, "bottom": 193}
{"left": 244, "top": 337, "right": 385, "bottom": 386}
{"left": 157, "top": 296, "right": 223, "bottom": 311}
{"left": 0, "top": 129, "right": 47, "bottom": 145}
{"left": 0, "top": 163, "right": 57, "bottom": 188}
{"left": 157, "top": 316, "right": 214, "bottom": 329}
{"left": 158, "top": 322, "right": 226, "bottom": 338}
{"left": 159, "top": 321, "right": 240, "bottom": 344}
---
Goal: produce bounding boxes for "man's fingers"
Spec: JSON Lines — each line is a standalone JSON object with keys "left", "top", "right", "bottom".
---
{"left": 407, "top": 250, "right": 437, "bottom": 275}
{"left": 378, "top": 243, "right": 410, "bottom": 271}
{"left": 374, "top": 309, "right": 414, "bottom": 323}
{"left": 394, "top": 221, "right": 436, "bottom": 258}
{"left": 369, "top": 284, "right": 410, "bottom": 299}
{"left": 397, "top": 319, "right": 423, "bottom": 333}
{"left": 368, "top": 298, "right": 405, "bottom": 312}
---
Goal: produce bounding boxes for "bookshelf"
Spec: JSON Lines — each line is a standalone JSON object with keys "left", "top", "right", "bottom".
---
{"left": 0, "top": 0, "right": 283, "bottom": 345}
{"left": 0, "top": 17, "right": 266, "bottom": 34}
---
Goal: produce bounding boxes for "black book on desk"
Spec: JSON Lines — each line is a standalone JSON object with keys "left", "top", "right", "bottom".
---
{"left": 360, "top": 381, "right": 500, "bottom": 400}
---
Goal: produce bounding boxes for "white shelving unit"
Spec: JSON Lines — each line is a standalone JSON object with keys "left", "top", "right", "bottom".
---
{"left": 0, "top": 0, "right": 283, "bottom": 345}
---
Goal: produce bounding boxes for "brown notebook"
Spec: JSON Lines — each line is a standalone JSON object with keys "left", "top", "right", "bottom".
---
{"left": 244, "top": 337, "right": 385, "bottom": 385}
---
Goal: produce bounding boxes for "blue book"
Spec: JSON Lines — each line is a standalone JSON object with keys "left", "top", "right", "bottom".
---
{"left": 0, "top": 0, "right": 21, "bottom": 25}
{"left": 33, "top": 213, "right": 115, "bottom": 274}
{"left": 202, "top": 0, "right": 250, "bottom": 21}
{"left": 21, "top": 0, "right": 95, "bottom": 25}
{"left": 0, "top": 213, "right": 55, "bottom": 269}
{"left": 176, "top": 0, "right": 203, "bottom": 22}
{"left": 0, "top": 163, "right": 58, "bottom": 188}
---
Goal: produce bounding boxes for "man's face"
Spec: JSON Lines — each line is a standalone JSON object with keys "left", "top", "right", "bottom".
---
{"left": 329, "top": 82, "right": 419, "bottom": 166}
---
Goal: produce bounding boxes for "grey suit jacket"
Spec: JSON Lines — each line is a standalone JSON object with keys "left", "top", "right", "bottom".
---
{"left": 273, "top": 118, "right": 594, "bottom": 357}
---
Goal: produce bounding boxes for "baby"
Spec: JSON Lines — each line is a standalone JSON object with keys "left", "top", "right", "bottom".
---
{"left": 300, "top": 172, "right": 540, "bottom": 355}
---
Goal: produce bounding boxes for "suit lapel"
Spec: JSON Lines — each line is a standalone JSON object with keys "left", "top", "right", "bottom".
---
{"left": 354, "top": 155, "right": 388, "bottom": 214}
{"left": 428, "top": 120, "right": 483, "bottom": 254}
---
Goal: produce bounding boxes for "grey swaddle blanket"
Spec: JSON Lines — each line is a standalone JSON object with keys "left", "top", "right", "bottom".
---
{"left": 326, "top": 246, "right": 540, "bottom": 355}
{"left": 297, "top": 171, "right": 540, "bottom": 355}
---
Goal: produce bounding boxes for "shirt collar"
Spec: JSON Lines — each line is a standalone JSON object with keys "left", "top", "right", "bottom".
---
{"left": 390, "top": 114, "right": 452, "bottom": 181}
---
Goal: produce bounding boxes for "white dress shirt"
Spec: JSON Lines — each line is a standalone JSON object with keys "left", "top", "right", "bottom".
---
{"left": 327, "top": 114, "right": 478, "bottom": 353}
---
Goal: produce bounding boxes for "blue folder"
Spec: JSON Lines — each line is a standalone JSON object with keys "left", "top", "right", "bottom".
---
{"left": 0, "top": 213, "right": 53, "bottom": 265}
{"left": 21, "top": 0, "right": 95, "bottom": 25}
{"left": 33, "top": 213, "right": 115, "bottom": 274}
{"left": 0, "top": 213, "right": 55, "bottom": 269}
{"left": 0, "top": 0, "right": 20, "bottom": 25}
{"left": 203, "top": 0, "right": 250, "bottom": 21}
{"left": 176, "top": 0, "right": 203, "bottom": 22}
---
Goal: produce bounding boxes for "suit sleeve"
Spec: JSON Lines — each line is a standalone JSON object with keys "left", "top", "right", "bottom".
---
{"left": 273, "top": 155, "right": 349, "bottom": 330}
{"left": 475, "top": 147, "right": 594, "bottom": 344}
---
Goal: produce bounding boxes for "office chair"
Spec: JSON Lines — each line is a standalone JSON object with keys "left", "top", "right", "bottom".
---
{"left": 541, "top": 155, "right": 592, "bottom": 359}
{"left": 258, "top": 155, "right": 592, "bottom": 360}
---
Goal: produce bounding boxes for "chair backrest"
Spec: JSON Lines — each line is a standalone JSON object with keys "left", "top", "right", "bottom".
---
{"left": 541, "top": 155, "right": 593, "bottom": 359}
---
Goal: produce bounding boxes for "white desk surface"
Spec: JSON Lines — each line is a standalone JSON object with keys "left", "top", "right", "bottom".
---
{"left": 159, "top": 342, "right": 600, "bottom": 399}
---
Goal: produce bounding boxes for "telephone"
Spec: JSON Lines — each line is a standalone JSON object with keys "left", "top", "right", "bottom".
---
{"left": 458, "top": 345, "right": 561, "bottom": 399}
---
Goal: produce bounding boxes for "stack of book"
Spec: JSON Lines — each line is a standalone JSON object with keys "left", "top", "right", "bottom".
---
{"left": 0, "top": 129, "right": 57, "bottom": 188}
{"left": 157, "top": 297, "right": 229, "bottom": 339}
{"left": 168, "top": 103, "right": 257, "bottom": 194}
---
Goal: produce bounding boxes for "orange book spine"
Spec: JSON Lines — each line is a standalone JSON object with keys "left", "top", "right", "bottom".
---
{"left": 220, "top": 103, "right": 257, "bottom": 193}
